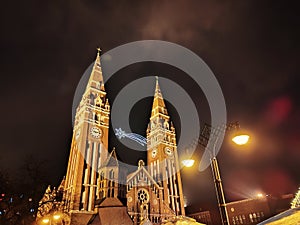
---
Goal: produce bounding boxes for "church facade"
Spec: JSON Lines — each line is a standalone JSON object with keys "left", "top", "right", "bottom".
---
{"left": 37, "top": 51, "right": 185, "bottom": 225}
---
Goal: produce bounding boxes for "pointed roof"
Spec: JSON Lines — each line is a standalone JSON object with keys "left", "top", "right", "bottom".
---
{"left": 90, "top": 198, "right": 133, "bottom": 225}
{"left": 154, "top": 76, "right": 164, "bottom": 101}
{"left": 127, "top": 163, "right": 162, "bottom": 189}
{"left": 86, "top": 48, "right": 105, "bottom": 91}
{"left": 101, "top": 147, "right": 118, "bottom": 168}
{"left": 151, "top": 76, "right": 168, "bottom": 118}
{"left": 58, "top": 177, "right": 65, "bottom": 191}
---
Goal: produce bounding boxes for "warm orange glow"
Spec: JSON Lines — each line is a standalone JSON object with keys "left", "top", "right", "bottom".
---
{"left": 232, "top": 134, "right": 250, "bottom": 145}
{"left": 53, "top": 214, "right": 61, "bottom": 220}
{"left": 42, "top": 218, "right": 50, "bottom": 224}
{"left": 182, "top": 159, "right": 195, "bottom": 167}
{"left": 257, "top": 193, "right": 264, "bottom": 198}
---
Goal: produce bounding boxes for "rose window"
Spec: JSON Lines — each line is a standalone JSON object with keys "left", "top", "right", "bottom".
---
{"left": 137, "top": 189, "right": 149, "bottom": 203}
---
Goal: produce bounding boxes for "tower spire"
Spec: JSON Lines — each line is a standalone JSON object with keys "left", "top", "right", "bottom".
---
{"left": 145, "top": 76, "right": 186, "bottom": 218}
{"left": 154, "top": 76, "right": 163, "bottom": 99}
{"left": 86, "top": 48, "right": 105, "bottom": 91}
{"left": 151, "top": 76, "right": 168, "bottom": 118}
{"left": 64, "top": 49, "right": 110, "bottom": 213}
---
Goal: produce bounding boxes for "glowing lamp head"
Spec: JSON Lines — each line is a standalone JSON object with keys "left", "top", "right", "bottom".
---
{"left": 257, "top": 193, "right": 264, "bottom": 198}
{"left": 42, "top": 218, "right": 50, "bottom": 224}
{"left": 182, "top": 159, "right": 195, "bottom": 167}
{"left": 232, "top": 134, "right": 250, "bottom": 145}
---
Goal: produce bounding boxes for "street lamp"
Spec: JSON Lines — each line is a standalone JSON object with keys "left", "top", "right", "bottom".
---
{"left": 182, "top": 122, "right": 250, "bottom": 225}
{"left": 182, "top": 159, "right": 195, "bottom": 167}
{"left": 232, "top": 134, "right": 250, "bottom": 145}
{"left": 256, "top": 193, "right": 264, "bottom": 198}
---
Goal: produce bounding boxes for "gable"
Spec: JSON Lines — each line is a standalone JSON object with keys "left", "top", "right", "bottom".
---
{"left": 127, "top": 166, "right": 161, "bottom": 189}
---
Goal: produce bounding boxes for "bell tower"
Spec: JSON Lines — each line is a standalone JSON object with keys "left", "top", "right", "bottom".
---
{"left": 64, "top": 49, "right": 110, "bottom": 213}
{"left": 146, "top": 77, "right": 185, "bottom": 216}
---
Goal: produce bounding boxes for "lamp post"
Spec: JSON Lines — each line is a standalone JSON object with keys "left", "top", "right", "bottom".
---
{"left": 182, "top": 122, "right": 249, "bottom": 225}
{"left": 211, "top": 150, "right": 228, "bottom": 225}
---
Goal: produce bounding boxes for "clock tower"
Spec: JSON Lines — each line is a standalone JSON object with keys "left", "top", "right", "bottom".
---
{"left": 146, "top": 77, "right": 185, "bottom": 216}
{"left": 64, "top": 50, "right": 110, "bottom": 213}
{"left": 126, "top": 78, "right": 185, "bottom": 224}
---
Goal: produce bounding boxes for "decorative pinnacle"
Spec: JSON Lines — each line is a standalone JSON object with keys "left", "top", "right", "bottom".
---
{"left": 97, "top": 47, "right": 101, "bottom": 55}
{"left": 155, "top": 76, "right": 161, "bottom": 95}
{"left": 155, "top": 76, "right": 160, "bottom": 93}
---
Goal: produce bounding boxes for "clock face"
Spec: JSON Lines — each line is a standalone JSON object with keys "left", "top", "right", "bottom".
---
{"left": 165, "top": 147, "right": 173, "bottom": 156}
{"left": 151, "top": 149, "right": 157, "bottom": 158}
{"left": 90, "top": 127, "right": 102, "bottom": 138}
{"left": 75, "top": 129, "right": 81, "bottom": 139}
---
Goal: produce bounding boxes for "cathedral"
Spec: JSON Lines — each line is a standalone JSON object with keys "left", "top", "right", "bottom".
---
{"left": 37, "top": 50, "right": 186, "bottom": 225}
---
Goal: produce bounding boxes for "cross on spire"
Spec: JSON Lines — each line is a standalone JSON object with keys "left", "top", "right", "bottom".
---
{"left": 97, "top": 47, "right": 101, "bottom": 56}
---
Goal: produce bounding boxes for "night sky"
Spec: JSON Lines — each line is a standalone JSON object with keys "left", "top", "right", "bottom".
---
{"left": 1, "top": 0, "right": 300, "bottom": 212}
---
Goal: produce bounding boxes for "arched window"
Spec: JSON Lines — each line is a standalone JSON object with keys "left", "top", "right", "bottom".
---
{"left": 235, "top": 216, "right": 239, "bottom": 225}
{"left": 242, "top": 215, "right": 246, "bottom": 223}
{"left": 164, "top": 121, "right": 169, "bottom": 129}
{"left": 253, "top": 213, "right": 257, "bottom": 222}
{"left": 100, "top": 190, "right": 104, "bottom": 198}
{"left": 95, "top": 96, "right": 102, "bottom": 107}
{"left": 239, "top": 215, "right": 243, "bottom": 224}
{"left": 232, "top": 217, "right": 236, "bottom": 225}
{"left": 105, "top": 103, "right": 109, "bottom": 110}
{"left": 249, "top": 214, "right": 253, "bottom": 223}
{"left": 257, "top": 212, "right": 261, "bottom": 221}
{"left": 89, "top": 93, "right": 95, "bottom": 104}
{"left": 109, "top": 169, "right": 114, "bottom": 180}
{"left": 100, "top": 171, "right": 104, "bottom": 180}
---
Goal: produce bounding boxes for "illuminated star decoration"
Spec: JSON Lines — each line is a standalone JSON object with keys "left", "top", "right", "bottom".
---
{"left": 115, "top": 128, "right": 147, "bottom": 146}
